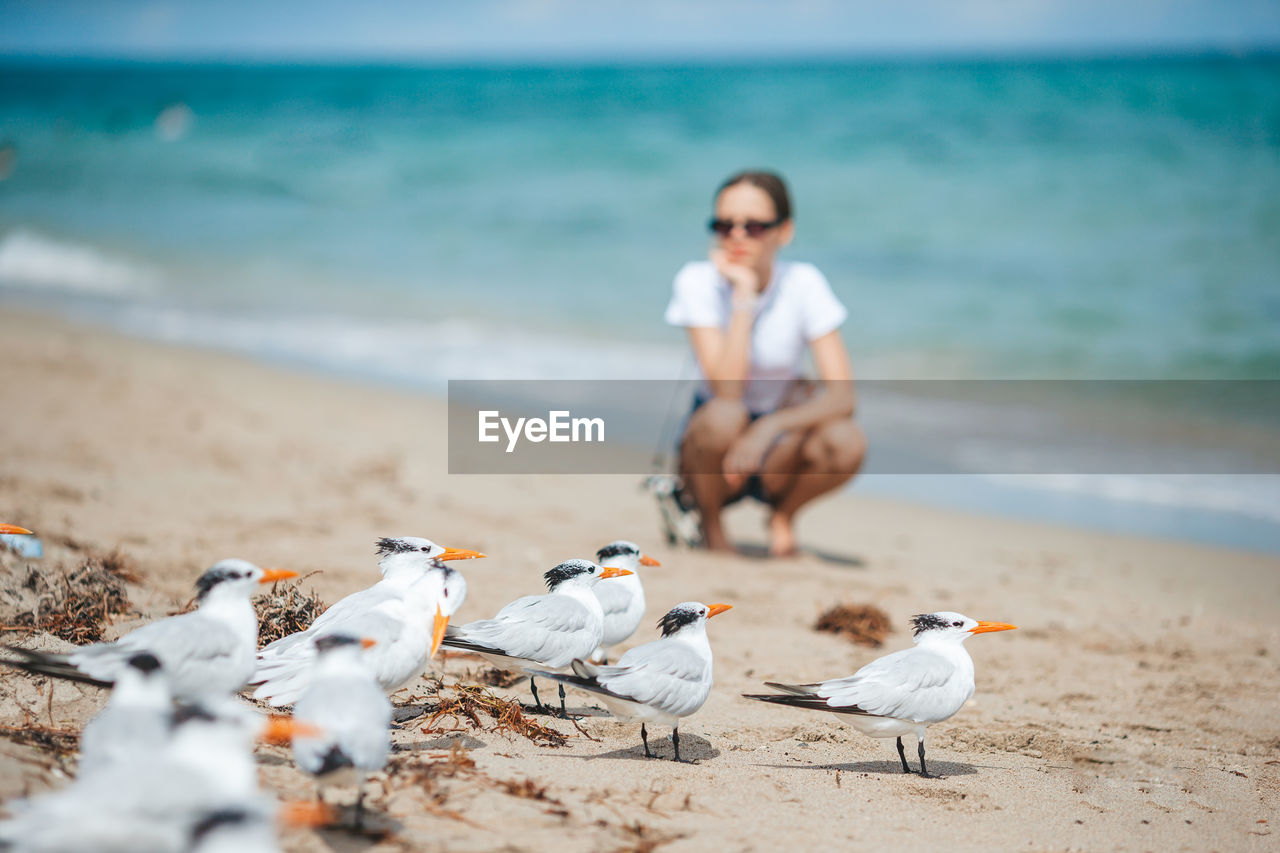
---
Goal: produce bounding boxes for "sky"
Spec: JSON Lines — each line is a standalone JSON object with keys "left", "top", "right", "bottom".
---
{"left": 1, "top": 0, "right": 1279, "bottom": 61}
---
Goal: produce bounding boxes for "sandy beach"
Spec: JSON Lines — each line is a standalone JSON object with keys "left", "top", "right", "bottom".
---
{"left": 1, "top": 308, "right": 1277, "bottom": 852}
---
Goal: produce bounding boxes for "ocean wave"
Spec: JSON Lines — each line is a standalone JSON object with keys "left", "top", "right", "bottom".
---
{"left": 109, "top": 304, "right": 690, "bottom": 385}
{"left": 983, "top": 473, "right": 1280, "bottom": 523}
{"left": 0, "top": 230, "right": 161, "bottom": 297}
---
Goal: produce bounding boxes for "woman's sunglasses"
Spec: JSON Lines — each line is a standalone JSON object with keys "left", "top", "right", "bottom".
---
{"left": 708, "top": 217, "right": 783, "bottom": 238}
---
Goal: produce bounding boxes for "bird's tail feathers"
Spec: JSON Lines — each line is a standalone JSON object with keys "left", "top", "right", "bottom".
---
{"left": 570, "top": 659, "right": 601, "bottom": 679}
{"left": 744, "top": 690, "right": 870, "bottom": 716}
{"left": 0, "top": 646, "right": 112, "bottom": 688}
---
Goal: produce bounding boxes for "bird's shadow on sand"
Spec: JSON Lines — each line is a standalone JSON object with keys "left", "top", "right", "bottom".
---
{"left": 313, "top": 807, "right": 401, "bottom": 851}
{"left": 756, "top": 758, "right": 979, "bottom": 777}
{"left": 544, "top": 732, "right": 721, "bottom": 763}
{"left": 733, "top": 542, "right": 865, "bottom": 568}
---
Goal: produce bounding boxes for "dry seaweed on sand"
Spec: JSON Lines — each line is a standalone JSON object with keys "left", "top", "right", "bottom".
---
{"left": 423, "top": 681, "right": 570, "bottom": 747}
{"left": 474, "top": 666, "right": 525, "bottom": 689}
{"left": 253, "top": 573, "right": 326, "bottom": 647}
{"left": 614, "top": 821, "right": 685, "bottom": 853}
{"left": 814, "top": 603, "right": 892, "bottom": 647}
{"left": 0, "top": 549, "right": 137, "bottom": 644}
{"left": 377, "top": 741, "right": 566, "bottom": 824}
{"left": 0, "top": 722, "right": 80, "bottom": 756}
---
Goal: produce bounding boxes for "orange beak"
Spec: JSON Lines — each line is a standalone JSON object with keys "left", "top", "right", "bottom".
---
{"left": 639, "top": 554, "right": 661, "bottom": 567}
{"left": 258, "top": 568, "right": 298, "bottom": 584}
{"left": 706, "top": 603, "right": 733, "bottom": 618}
{"left": 600, "top": 567, "right": 634, "bottom": 579}
{"left": 361, "top": 637, "right": 377, "bottom": 649}
{"left": 970, "top": 621, "right": 1017, "bottom": 634}
{"left": 430, "top": 604, "right": 449, "bottom": 657}
{"left": 261, "top": 715, "right": 322, "bottom": 744}
{"left": 438, "top": 547, "right": 486, "bottom": 561}
{"left": 0, "top": 524, "right": 33, "bottom": 535}
{"left": 278, "top": 800, "right": 337, "bottom": 829}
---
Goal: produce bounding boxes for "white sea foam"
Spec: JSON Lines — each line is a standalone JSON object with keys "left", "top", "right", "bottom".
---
{"left": 983, "top": 473, "right": 1280, "bottom": 523}
{"left": 0, "top": 230, "right": 160, "bottom": 296}
{"left": 111, "top": 304, "right": 690, "bottom": 387}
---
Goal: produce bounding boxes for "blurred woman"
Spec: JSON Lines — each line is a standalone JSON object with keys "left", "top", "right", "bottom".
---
{"left": 664, "top": 171, "right": 865, "bottom": 556}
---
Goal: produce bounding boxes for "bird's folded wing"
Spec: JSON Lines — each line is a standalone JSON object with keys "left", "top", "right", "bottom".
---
{"left": 459, "top": 595, "right": 594, "bottom": 664}
{"left": 818, "top": 648, "right": 967, "bottom": 722}
{"left": 596, "top": 641, "right": 710, "bottom": 716}
{"left": 71, "top": 612, "right": 240, "bottom": 681}
{"left": 259, "top": 586, "right": 392, "bottom": 660}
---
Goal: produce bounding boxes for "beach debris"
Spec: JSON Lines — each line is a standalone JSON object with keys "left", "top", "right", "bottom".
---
{"left": 0, "top": 549, "right": 136, "bottom": 644}
{"left": 475, "top": 665, "right": 524, "bottom": 689}
{"left": 616, "top": 820, "right": 685, "bottom": 853}
{"left": 253, "top": 574, "right": 326, "bottom": 647}
{"left": 813, "top": 603, "right": 891, "bottom": 647}
{"left": 376, "top": 740, "right": 565, "bottom": 824}
{"left": 0, "top": 722, "right": 80, "bottom": 757}
{"left": 422, "top": 680, "right": 569, "bottom": 747}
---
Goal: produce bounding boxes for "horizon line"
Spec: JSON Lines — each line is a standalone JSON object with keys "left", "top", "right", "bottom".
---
{"left": 1, "top": 43, "right": 1278, "bottom": 68}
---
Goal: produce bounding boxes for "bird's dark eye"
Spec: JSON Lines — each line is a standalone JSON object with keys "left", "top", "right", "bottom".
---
{"left": 420, "top": 547, "right": 428, "bottom": 552}
{"left": 952, "top": 621, "right": 963, "bottom": 627}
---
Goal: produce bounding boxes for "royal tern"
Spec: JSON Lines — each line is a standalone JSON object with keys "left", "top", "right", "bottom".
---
{"left": 591, "top": 540, "right": 660, "bottom": 663}
{"left": 77, "top": 652, "right": 172, "bottom": 777}
{"left": 0, "top": 700, "right": 313, "bottom": 852}
{"left": 252, "top": 537, "right": 480, "bottom": 706}
{"left": 291, "top": 634, "right": 391, "bottom": 823}
{"left": 2, "top": 560, "right": 296, "bottom": 702}
{"left": 440, "top": 558, "right": 632, "bottom": 715}
{"left": 534, "top": 601, "right": 731, "bottom": 761}
{"left": 744, "top": 611, "right": 1016, "bottom": 777}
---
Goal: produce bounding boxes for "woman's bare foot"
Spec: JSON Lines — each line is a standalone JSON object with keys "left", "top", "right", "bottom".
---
{"left": 696, "top": 512, "right": 737, "bottom": 550}
{"left": 768, "top": 511, "right": 798, "bottom": 557}
{"left": 701, "top": 523, "right": 735, "bottom": 552}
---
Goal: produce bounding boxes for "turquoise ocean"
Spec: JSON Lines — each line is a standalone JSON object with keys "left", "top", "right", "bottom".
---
{"left": 1, "top": 58, "right": 1278, "bottom": 550}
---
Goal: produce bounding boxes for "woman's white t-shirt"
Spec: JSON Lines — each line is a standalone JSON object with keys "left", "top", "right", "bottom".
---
{"left": 664, "top": 259, "right": 847, "bottom": 413}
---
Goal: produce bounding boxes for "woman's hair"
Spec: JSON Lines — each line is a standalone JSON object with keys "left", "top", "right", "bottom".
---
{"left": 715, "top": 170, "right": 792, "bottom": 222}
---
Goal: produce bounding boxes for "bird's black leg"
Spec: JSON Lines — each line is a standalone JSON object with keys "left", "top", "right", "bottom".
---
{"left": 641, "top": 723, "right": 653, "bottom": 758}
{"left": 558, "top": 683, "right": 569, "bottom": 718}
{"left": 917, "top": 738, "right": 933, "bottom": 778}
{"left": 896, "top": 737, "right": 911, "bottom": 774}
{"left": 672, "top": 726, "right": 682, "bottom": 762}
{"left": 529, "top": 676, "right": 545, "bottom": 710}
{"left": 354, "top": 786, "right": 366, "bottom": 828}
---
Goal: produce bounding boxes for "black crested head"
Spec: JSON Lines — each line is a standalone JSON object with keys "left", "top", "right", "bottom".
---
{"left": 194, "top": 565, "right": 248, "bottom": 600}
{"left": 658, "top": 603, "right": 704, "bottom": 637}
{"left": 376, "top": 537, "right": 416, "bottom": 557}
{"left": 543, "top": 559, "right": 596, "bottom": 590}
{"left": 910, "top": 613, "right": 951, "bottom": 637}
{"left": 127, "top": 652, "right": 162, "bottom": 674}
{"left": 314, "top": 634, "right": 362, "bottom": 653}
{"left": 596, "top": 540, "right": 639, "bottom": 562}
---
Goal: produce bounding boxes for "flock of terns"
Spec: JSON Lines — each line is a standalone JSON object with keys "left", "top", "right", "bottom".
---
{"left": 0, "top": 522, "right": 1016, "bottom": 852}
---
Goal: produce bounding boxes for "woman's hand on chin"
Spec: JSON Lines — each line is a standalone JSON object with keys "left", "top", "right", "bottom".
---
{"left": 710, "top": 247, "right": 759, "bottom": 296}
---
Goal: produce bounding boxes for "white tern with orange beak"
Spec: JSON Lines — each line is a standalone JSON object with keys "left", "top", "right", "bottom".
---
{"left": 745, "top": 611, "right": 1017, "bottom": 777}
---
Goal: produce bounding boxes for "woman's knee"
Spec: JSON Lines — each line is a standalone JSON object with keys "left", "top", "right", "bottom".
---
{"left": 802, "top": 419, "right": 866, "bottom": 473}
{"left": 683, "top": 398, "right": 750, "bottom": 457}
